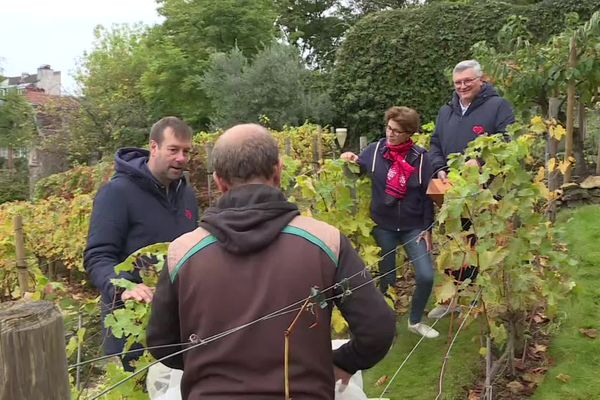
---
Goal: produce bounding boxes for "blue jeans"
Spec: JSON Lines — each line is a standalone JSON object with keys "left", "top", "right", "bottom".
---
{"left": 373, "top": 227, "right": 434, "bottom": 324}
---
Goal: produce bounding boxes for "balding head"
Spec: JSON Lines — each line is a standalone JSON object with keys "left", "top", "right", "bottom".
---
{"left": 212, "top": 123, "right": 281, "bottom": 189}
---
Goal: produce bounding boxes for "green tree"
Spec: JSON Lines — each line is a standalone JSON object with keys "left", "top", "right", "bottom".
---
{"left": 201, "top": 43, "right": 334, "bottom": 130}
{"left": 157, "top": 0, "right": 277, "bottom": 57}
{"left": 0, "top": 89, "right": 35, "bottom": 202}
{"left": 0, "top": 90, "right": 35, "bottom": 170}
{"left": 139, "top": 0, "right": 278, "bottom": 128}
{"left": 75, "top": 24, "right": 152, "bottom": 160}
{"left": 274, "top": 0, "right": 351, "bottom": 70}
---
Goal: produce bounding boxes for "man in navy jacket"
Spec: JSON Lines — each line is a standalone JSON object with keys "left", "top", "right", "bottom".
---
{"left": 428, "top": 60, "right": 514, "bottom": 319}
{"left": 84, "top": 116, "right": 199, "bottom": 369}
{"left": 430, "top": 59, "right": 515, "bottom": 179}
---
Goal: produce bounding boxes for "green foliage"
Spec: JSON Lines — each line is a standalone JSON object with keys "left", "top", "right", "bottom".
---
{"left": 0, "top": 89, "right": 36, "bottom": 149}
{"left": 33, "top": 161, "right": 114, "bottom": 200}
{"left": 75, "top": 24, "right": 152, "bottom": 160}
{"left": 141, "top": 0, "right": 278, "bottom": 128}
{"left": 436, "top": 118, "right": 575, "bottom": 347}
{"left": 158, "top": 0, "right": 277, "bottom": 58}
{"left": 274, "top": 0, "right": 350, "bottom": 70}
{"left": 474, "top": 11, "right": 600, "bottom": 116}
{"left": 202, "top": 43, "right": 334, "bottom": 130}
{"left": 332, "top": 0, "right": 600, "bottom": 139}
{"left": 531, "top": 206, "right": 600, "bottom": 399}
{"left": 0, "top": 157, "right": 29, "bottom": 204}
{"left": 291, "top": 159, "right": 380, "bottom": 267}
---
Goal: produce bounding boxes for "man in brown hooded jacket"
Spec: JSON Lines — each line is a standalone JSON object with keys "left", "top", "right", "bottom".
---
{"left": 147, "top": 123, "right": 396, "bottom": 400}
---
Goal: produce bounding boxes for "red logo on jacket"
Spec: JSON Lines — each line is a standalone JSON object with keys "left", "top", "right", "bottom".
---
{"left": 472, "top": 125, "right": 485, "bottom": 135}
{"left": 184, "top": 209, "right": 193, "bottom": 220}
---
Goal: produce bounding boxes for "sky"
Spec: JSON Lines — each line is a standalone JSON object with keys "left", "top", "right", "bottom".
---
{"left": 0, "top": 0, "right": 163, "bottom": 94}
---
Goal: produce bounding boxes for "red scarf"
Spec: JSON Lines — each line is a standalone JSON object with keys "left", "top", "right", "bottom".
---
{"left": 383, "top": 139, "right": 415, "bottom": 201}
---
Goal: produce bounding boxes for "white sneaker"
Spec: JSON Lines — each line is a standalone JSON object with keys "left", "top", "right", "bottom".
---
{"left": 427, "top": 304, "right": 461, "bottom": 319}
{"left": 408, "top": 321, "right": 439, "bottom": 339}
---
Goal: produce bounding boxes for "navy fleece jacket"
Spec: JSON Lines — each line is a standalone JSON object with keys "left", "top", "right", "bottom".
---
{"left": 358, "top": 140, "right": 434, "bottom": 232}
{"left": 429, "top": 83, "right": 515, "bottom": 174}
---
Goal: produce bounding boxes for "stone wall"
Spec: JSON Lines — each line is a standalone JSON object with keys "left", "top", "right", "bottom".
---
{"left": 559, "top": 176, "right": 600, "bottom": 208}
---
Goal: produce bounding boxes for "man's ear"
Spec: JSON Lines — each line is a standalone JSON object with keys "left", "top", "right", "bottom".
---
{"left": 213, "top": 172, "right": 230, "bottom": 193}
{"left": 272, "top": 159, "right": 283, "bottom": 188}
{"left": 149, "top": 140, "right": 159, "bottom": 157}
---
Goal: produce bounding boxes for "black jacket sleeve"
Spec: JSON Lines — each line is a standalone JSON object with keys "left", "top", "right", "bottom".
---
{"left": 84, "top": 183, "right": 136, "bottom": 301}
{"left": 494, "top": 98, "right": 516, "bottom": 134}
{"left": 429, "top": 111, "right": 447, "bottom": 174}
{"left": 147, "top": 263, "right": 183, "bottom": 369}
{"left": 332, "top": 235, "right": 396, "bottom": 374}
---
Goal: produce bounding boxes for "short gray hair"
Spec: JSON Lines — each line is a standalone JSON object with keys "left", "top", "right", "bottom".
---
{"left": 453, "top": 60, "right": 483, "bottom": 77}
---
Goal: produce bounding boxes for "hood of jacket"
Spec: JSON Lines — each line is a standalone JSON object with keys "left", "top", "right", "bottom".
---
{"left": 200, "top": 184, "right": 300, "bottom": 255}
{"left": 115, "top": 147, "right": 186, "bottom": 194}
{"left": 450, "top": 83, "right": 499, "bottom": 115}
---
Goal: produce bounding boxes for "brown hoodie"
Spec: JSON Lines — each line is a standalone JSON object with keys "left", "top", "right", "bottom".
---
{"left": 147, "top": 184, "right": 396, "bottom": 399}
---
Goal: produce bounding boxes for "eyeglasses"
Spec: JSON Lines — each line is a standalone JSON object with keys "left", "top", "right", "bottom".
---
{"left": 386, "top": 125, "right": 411, "bottom": 135}
{"left": 453, "top": 77, "right": 480, "bottom": 87}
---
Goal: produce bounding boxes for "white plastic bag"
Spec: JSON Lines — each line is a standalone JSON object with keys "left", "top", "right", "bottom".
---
{"left": 146, "top": 362, "right": 183, "bottom": 400}
{"left": 332, "top": 339, "right": 368, "bottom": 400}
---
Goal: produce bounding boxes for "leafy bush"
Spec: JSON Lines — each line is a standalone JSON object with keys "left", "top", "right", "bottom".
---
{"left": 332, "top": 0, "right": 600, "bottom": 140}
{"left": 202, "top": 42, "right": 334, "bottom": 130}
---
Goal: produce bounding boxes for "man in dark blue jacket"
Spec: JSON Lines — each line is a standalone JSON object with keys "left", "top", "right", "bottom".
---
{"left": 430, "top": 59, "right": 515, "bottom": 179}
{"left": 428, "top": 60, "right": 515, "bottom": 319}
{"left": 84, "top": 116, "right": 199, "bottom": 369}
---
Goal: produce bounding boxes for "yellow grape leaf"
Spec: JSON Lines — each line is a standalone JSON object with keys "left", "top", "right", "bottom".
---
{"left": 535, "top": 166, "right": 545, "bottom": 183}
{"left": 530, "top": 116, "right": 546, "bottom": 134}
{"left": 547, "top": 158, "right": 557, "bottom": 172}
{"left": 479, "top": 346, "right": 488, "bottom": 357}
{"left": 549, "top": 124, "right": 566, "bottom": 140}
{"left": 434, "top": 279, "right": 457, "bottom": 303}
{"left": 331, "top": 307, "right": 349, "bottom": 334}
{"left": 555, "top": 373, "right": 571, "bottom": 383}
{"left": 558, "top": 160, "right": 571, "bottom": 175}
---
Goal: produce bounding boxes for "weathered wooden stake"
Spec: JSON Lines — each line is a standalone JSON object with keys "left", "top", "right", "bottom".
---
{"left": 284, "top": 137, "right": 292, "bottom": 156}
{"left": 205, "top": 142, "right": 214, "bottom": 206}
{"left": 359, "top": 136, "right": 368, "bottom": 152}
{"left": 0, "top": 301, "right": 70, "bottom": 400}
{"left": 13, "top": 215, "right": 29, "bottom": 295}
{"left": 563, "top": 36, "right": 577, "bottom": 184}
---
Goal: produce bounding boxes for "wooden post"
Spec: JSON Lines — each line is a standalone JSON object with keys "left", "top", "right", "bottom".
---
{"left": 284, "top": 137, "right": 292, "bottom": 156}
{"left": 359, "top": 136, "right": 368, "bottom": 152}
{"left": 574, "top": 103, "right": 587, "bottom": 179}
{"left": 563, "top": 36, "right": 577, "bottom": 184}
{"left": 312, "top": 136, "right": 319, "bottom": 173}
{"left": 13, "top": 215, "right": 29, "bottom": 295}
{"left": 205, "top": 143, "right": 214, "bottom": 206}
{"left": 0, "top": 301, "right": 70, "bottom": 400}
{"left": 317, "top": 126, "right": 323, "bottom": 162}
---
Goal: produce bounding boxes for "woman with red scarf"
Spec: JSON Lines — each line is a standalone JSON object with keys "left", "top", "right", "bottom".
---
{"left": 341, "top": 106, "right": 438, "bottom": 339}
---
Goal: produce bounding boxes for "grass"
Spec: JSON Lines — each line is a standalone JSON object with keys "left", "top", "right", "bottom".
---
{"left": 361, "top": 205, "right": 600, "bottom": 400}
{"left": 362, "top": 314, "right": 483, "bottom": 400}
{"left": 531, "top": 205, "right": 600, "bottom": 399}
